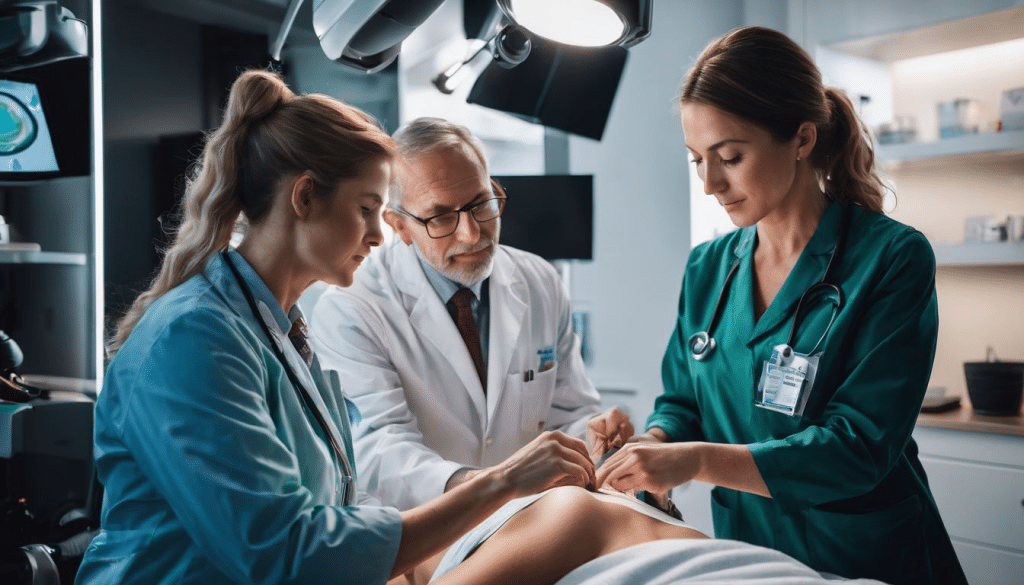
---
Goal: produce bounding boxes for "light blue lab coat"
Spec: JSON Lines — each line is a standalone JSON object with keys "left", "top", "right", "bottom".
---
{"left": 649, "top": 202, "right": 967, "bottom": 585}
{"left": 75, "top": 250, "right": 402, "bottom": 585}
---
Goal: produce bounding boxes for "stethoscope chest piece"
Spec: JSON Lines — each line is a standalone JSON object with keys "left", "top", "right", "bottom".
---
{"left": 688, "top": 331, "right": 715, "bottom": 361}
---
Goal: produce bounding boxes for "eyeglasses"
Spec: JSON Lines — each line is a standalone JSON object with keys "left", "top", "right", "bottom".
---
{"left": 399, "top": 196, "right": 506, "bottom": 239}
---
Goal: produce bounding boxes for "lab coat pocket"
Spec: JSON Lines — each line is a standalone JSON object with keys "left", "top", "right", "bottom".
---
{"left": 805, "top": 493, "right": 926, "bottom": 583}
{"left": 515, "top": 365, "right": 558, "bottom": 436}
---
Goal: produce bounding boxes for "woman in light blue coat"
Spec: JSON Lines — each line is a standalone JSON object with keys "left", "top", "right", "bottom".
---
{"left": 74, "top": 70, "right": 596, "bottom": 585}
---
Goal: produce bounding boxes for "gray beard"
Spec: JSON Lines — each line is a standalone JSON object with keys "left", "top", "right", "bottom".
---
{"left": 412, "top": 239, "right": 497, "bottom": 286}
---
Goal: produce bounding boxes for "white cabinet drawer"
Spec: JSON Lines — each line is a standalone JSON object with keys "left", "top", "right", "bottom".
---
{"left": 951, "top": 538, "right": 1024, "bottom": 585}
{"left": 914, "top": 426, "right": 1024, "bottom": 468}
{"left": 920, "top": 455, "right": 1024, "bottom": 551}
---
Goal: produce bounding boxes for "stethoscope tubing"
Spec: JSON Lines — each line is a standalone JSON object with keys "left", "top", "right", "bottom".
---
{"left": 222, "top": 250, "right": 356, "bottom": 505}
{"left": 689, "top": 205, "right": 851, "bottom": 361}
{"left": 689, "top": 258, "right": 740, "bottom": 361}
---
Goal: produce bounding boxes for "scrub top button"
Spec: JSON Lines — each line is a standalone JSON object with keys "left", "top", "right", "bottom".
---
{"left": 486, "top": 436, "right": 493, "bottom": 446}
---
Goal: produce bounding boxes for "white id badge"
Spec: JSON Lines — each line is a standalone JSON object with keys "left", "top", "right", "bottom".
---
{"left": 755, "top": 344, "right": 821, "bottom": 417}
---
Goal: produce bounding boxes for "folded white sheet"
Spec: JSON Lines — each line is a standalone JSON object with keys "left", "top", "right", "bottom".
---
{"left": 556, "top": 538, "right": 891, "bottom": 585}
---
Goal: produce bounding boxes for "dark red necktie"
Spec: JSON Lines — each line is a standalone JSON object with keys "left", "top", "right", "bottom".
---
{"left": 451, "top": 288, "right": 486, "bottom": 391}
{"left": 288, "top": 316, "right": 314, "bottom": 368}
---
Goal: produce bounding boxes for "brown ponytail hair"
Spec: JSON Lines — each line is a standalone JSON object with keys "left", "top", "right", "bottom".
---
{"left": 107, "top": 69, "right": 395, "bottom": 358}
{"left": 679, "top": 26, "right": 886, "bottom": 212}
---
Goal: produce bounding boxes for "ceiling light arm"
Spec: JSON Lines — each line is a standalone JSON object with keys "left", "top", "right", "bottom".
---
{"left": 270, "top": 0, "right": 305, "bottom": 62}
{"left": 432, "top": 20, "right": 532, "bottom": 95}
{"left": 432, "top": 28, "right": 498, "bottom": 95}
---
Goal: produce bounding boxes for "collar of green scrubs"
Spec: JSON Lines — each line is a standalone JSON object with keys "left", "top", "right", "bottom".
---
{"left": 742, "top": 200, "right": 845, "bottom": 342}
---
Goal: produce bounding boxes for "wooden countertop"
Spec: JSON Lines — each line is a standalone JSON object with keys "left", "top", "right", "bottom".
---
{"left": 917, "top": 401, "right": 1024, "bottom": 437}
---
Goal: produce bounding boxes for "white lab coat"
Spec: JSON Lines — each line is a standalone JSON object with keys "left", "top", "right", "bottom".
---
{"left": 309, "top": 240, "right": 602, "bottom": 510}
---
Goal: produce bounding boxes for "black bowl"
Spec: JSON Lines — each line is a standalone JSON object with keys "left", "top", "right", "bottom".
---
{"left": 964, "top": 362, "right": 1024, "bottom": 416}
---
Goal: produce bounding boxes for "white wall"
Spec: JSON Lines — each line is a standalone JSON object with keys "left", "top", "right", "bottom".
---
{"left": 568, "top": 0, "right": 745, "bottom": 424}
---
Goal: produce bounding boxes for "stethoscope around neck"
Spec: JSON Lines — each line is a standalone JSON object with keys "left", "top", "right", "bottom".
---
{"left": 688, "top": 205, "right": 851, "bottom": 362}
{"left": 222, "top": 250, "right": 356, "bottom": 505}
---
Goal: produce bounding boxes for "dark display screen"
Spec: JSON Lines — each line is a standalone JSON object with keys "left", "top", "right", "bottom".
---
{"left": 494, "top": 174, "right": 593, "bottom": 260}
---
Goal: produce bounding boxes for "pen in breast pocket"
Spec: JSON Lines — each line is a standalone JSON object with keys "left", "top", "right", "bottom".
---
{"left": 523, "top": 369, "right": 534, "bottom": 382}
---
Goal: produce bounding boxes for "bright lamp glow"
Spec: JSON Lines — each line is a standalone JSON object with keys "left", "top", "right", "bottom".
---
{"left": 507, "top": 0, "right": 625, "bottom": 47}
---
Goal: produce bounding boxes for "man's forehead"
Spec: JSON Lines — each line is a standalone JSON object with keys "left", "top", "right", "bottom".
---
{"left": 404, "top": 146, "right": 489, "bottom": 208}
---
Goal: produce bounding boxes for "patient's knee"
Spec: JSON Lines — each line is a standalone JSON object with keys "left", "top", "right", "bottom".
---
{"left": 538, "top": 486, "right": 602, "bottom": 517}
{"left": 533, "top": 487, "right": 611, "bottom": 535}
{"left": 516, "top": 487, "right": 609, "bottom": 553}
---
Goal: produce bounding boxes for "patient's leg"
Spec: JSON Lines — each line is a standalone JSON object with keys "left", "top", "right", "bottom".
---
{"left": 388, "top": 549, "right": 445, "bottom": 585}
{"left": 432, "top": 486, "right": 707, "bottom": 585}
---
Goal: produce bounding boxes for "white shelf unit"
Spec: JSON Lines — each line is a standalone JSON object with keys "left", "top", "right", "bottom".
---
{"left": 823, "top": 6, "right": 1024, "bottom": 268}
{"left": 822, "top": 12, "right": 1024, "bottom": 583}
{"left": 876, "top": 130, "right": 1024, "bottom": 165}
{"left": 877, "top": 131, "right": 1024, "bottom": 267}
{"left": 0, "top": 251, "right": 88, "bottom": 266}
{"left": 932, "top": 241, "right": 1024, "bottom": 267}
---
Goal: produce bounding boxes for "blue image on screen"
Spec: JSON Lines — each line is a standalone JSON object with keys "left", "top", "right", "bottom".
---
{"left": 0, "top": 79, "right": 59, "bottom": 173}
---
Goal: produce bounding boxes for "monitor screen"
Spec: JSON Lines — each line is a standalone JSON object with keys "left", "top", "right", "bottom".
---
{"left": 0, "top": 79, "right": 59, "bottom": 174}
{"left": 494, "top": 174, "right": 593, "bottom": 261}
{"left": 0, "top": 58, "right": 90, "bottom": 182}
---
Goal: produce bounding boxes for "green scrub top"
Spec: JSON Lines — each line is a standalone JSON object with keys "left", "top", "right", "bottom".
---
{"left": 648, "top": 202, "right": 967, "bottom": 585}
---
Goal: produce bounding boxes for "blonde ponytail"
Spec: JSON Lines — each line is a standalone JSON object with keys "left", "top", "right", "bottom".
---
{"left": 107, "top": 69, "right": 395, "bottom": 358}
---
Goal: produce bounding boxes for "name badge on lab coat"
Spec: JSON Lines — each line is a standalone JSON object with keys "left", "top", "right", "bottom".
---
{"left": 755, "top": 344, "right": 821, "bottom": 417}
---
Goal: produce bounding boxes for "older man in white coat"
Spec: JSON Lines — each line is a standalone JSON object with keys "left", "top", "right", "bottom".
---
{"left": 310, "top": 117, "right": 628, "bottom": 511}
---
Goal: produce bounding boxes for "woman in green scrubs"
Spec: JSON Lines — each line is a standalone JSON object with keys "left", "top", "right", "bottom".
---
{"left": 594, "top": 26, "right": 967, "bottom": 585}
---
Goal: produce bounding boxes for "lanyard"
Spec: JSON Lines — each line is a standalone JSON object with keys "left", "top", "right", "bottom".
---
{"left": 222, "top": 250, "right": 355, "bottom": 505}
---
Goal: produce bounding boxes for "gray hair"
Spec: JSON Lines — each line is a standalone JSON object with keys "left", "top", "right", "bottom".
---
{"left": 390, "top": 117, "right": 490, "bottom": 210}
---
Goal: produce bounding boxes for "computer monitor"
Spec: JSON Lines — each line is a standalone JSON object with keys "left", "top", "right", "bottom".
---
{"left": 0, "top": 78, "right": 59, "bottom": 174}
{"left": 0, "top": 58, "right": 90, "bottom": 181}
{"left": 494, "top": 174, "right": 593, "bottom": 261}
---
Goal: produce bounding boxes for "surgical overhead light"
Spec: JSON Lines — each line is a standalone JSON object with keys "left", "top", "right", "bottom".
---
{"left": 432, "top": 0, "right": 649, "bottom": 98}
{"left": 270, "top": 0, "right": 448, "bottom": 73}
{"left": 0, "top": 0, "right": 88, "bottom": 73}
{"left": 496, "top": 0, "right": 651, "bottom": 48}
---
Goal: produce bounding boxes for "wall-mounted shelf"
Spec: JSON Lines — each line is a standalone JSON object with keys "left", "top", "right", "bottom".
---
{"left": 877, "top": 130, "right": 1024, "bottom": 164}
{"left": 933, "top": 241, "right": 1024, "bottom": 267}
{"left": 825, "top": 6, "right": 1024, "bottom": 64}
{"left": 0, "top": 249, "right": 88, "bottom": 265}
